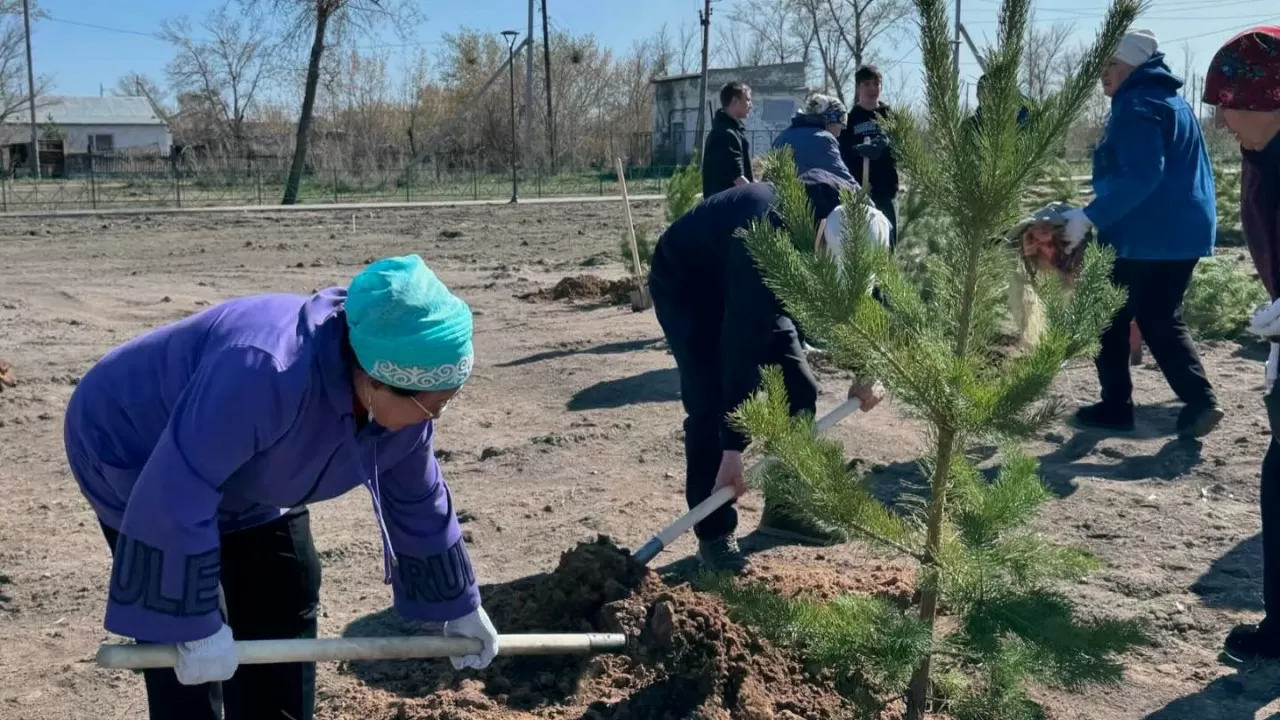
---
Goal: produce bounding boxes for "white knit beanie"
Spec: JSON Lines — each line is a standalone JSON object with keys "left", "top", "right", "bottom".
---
{"left": 1115, "top": 29, "right": 1159, "bottom": 67}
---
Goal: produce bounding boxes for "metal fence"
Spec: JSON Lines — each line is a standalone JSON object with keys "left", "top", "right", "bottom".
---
{"left": 0, "top": 159, "right": 681, "bottom": 212}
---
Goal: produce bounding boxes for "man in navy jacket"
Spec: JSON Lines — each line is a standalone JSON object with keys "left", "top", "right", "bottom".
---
{"left": 1063, "top": 29, "right": 1223, "bottom": 438}
{"left": 646, "top": 171, "right": 885, "bottom": 573}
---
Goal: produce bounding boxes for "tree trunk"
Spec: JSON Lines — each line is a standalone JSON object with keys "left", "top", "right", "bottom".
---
{"left": 905, "top": 428, "right": 957, "bottom": 720}
{"left": 282, "top": 6, "right": 332, "bottom": 205}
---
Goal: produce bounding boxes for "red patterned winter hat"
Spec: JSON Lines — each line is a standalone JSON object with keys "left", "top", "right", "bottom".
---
{"left": 1203, "top": 26, "right": 1280, "bottom": 111}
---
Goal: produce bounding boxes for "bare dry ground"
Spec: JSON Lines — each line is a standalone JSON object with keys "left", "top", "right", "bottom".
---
{"left": 1, "top": 203, "right": 1278, "bottom": 719}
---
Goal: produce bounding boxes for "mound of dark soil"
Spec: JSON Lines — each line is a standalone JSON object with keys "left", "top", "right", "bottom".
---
{"left": 522, "top": 275, "right": 638, "bottom": 305}
{"left": 325, "top": 536, "right": 854, "bottom": 719}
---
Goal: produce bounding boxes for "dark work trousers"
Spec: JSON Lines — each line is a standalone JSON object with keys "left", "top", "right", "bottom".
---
{"left": 870, "top": 193, "right": 898, "bottom": 252}
{"left": 1096, "top": 258, "right": 1216, "bottom": 410}
{"left": 100, "top": 508, "right": 322, "bottom": 720}
{"left": 649, "top": 281, "right": 820, "bottom": 541}
{"left": 1262, "top": 387, "right": 1280, "bottom": 633}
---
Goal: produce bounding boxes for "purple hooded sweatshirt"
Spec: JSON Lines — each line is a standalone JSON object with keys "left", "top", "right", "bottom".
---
{"left": 63, "top": 288, "right": 479, "bottom": 644}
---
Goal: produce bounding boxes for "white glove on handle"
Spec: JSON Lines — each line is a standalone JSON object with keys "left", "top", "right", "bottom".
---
{"left": 1268, "top": 342, "right": 1279, "bottom": 392}
{"left": 175, "top": 623, "right": 238, "bottom": 686}
{"left": 1250, "top": 299, "right": 1280, "bottom": 339}
{"left": 1062, "top": 208, "right": 1093, "bottom": 251}
{"left": 443, "top": 606, "right": 499, "bottom": 670}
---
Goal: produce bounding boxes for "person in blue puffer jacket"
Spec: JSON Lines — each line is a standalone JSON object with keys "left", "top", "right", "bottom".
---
{"left": 772, "top": 94, "right": 857, "bottom": 185}
{"left": 1063, "top": 29, "right": 1223, "bottom": 438}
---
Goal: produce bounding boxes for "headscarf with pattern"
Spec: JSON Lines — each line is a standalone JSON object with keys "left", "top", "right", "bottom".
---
{"left": 1202, "top": 26, "right": 1280, "bottom": 111}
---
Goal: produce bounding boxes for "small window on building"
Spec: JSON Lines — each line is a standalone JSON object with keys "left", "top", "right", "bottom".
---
{"left": 762, "top": 99, "right": 796, "bottom": 125}
{"left": 90, "top": 134, "right": 115, "bottom": 154}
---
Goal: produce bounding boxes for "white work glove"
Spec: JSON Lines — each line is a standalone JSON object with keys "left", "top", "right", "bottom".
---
{"left": 174, "top": 623, "right": 238, "bottom": 686}
{"left": 1250, "top": 298, "right": 1280, "bottom": 339}
{"left": 443, "top": 605, "right": 499, "bottom": 670}
{"left": 1062, "top": 208, "right": 1093, "bottom": 251}
{"left": 1267, "top": 343, "right": 1280, "bottom": 392}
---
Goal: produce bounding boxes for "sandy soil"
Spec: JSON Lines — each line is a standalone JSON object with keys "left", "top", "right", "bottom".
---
{"left": 0, "top": 202, "right": 1277, "bottom": 720}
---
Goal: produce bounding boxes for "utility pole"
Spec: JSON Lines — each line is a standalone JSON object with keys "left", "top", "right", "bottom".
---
{"left": 541, "top": 0, "right": 555, "bottom": 173}
{"left": 502, "top": 31, "right": 520, "bottom": 204}
{"left": 21, "top": 0, "right": 39, "bottom": 179}
{"left": 692, "top": 0, "right": 712, "bottom": 167}
{"left": 525, "top": 0, "right": 534, "bottom": 167}
{"left": 952, "top": 0, "right": 962, "bottom": 93}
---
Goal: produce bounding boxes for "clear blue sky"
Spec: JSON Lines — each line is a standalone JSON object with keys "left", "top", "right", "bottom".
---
{"left": 25, "top": 0, "right": 1280, "bottom": 104}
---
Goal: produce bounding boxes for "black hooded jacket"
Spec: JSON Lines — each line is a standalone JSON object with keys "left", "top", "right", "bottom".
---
{"left": 702, "top": 109, "right": 754, "bottom": 199}
{"left": 648, "top": 172, "right": 851, "bottom": 451}
{"left": 840, "top": 103, "right": 900, "bottom": 199}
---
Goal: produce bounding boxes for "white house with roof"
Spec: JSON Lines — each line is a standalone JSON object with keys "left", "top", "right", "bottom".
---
{"left": 2, "top": 96, "right": 172, "bottom": 160}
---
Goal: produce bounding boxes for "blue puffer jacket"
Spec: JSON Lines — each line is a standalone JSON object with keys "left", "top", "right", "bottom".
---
{"left": 1085, "top": 52, "right": 1217, "bottom": 260}
{"left": 772, "top": 116, "right": 858, "bottom": 186}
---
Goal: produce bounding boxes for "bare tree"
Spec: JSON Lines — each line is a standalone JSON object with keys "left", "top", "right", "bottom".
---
{"left": 793, "top": 0, "right": 858, "bottom": 103}
{"left": 723, "top": 0, "right": 808, "bottom": 65}
{"left": 1180, "top": 41, "right": 1196, "bottom": 103}
{"left": 112, "top": 72, "right": 172, "bottom": 127}
{"left": 821, "top": 0, "right": 912, "bottom": 72}
{"left": 1021, "top": 20, "right": 1073, "bottom": 101}
{"left": 715, "top": 23, "right": 767, "bottom": 67}
{"left": 160, "top": 4, "right": 277, "bottom": 153}
{"left": 400, "top": 48, "right": 433, "bottom": 160}
{"left": 0, "top": 3, "right": 46, "bottom": 126}
{"left": 675, "top": 20, "right": 699, "bottom": 74}
{"left": 246, "top": 0, "right": 421, "bottom": 204}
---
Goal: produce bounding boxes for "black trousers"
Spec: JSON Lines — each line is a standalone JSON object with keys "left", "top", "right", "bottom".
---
{"left": 1262, "top": 389, "right": 1280, "bottom": 630}
{"left": 1096, "top": 258, "right": 1215, "bottom": 409}
{"left": 649, "top": 282, "right": 820, "bottom": 541}
{"left": 870, "top": 193, "right": 898, "bottom": 251}
{"left": 101, "top": 509, "right": 322, "bottom": 720}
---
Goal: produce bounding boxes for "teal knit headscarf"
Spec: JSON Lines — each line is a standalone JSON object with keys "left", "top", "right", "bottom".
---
{"left": 345, "top": 254, "right": 474, "bottom": 392}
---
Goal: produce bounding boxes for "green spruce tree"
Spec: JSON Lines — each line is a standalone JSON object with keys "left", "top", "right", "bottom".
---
{"left": 713, "top": 0, "right": 1152, "bottom": 717}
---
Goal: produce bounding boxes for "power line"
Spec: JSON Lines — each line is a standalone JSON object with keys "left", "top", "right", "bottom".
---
{"left": 43, "top": 15, "right": 162, "bottom": 39}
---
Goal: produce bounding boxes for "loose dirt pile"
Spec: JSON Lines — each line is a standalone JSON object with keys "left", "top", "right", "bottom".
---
{"left": 323, "top": 536, "right": 855, "bottom": 719}
{"left": 523, "top": 275, "right": 639, "bottom": 305}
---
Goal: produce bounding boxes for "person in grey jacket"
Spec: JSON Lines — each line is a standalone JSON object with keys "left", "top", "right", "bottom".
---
{"left": 772, "top": 94, "right": 857, "bottom": 185}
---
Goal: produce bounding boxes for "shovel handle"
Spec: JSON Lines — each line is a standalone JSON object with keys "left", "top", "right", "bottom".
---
{"left": 97, "top": 632, "right": 628, "bottom": 670}
{"left": 634, "top": 397, "right": 862, "bottom": 565}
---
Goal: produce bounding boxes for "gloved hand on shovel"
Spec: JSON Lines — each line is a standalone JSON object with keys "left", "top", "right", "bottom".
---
{"left": 1248, "top": 299, "right": 1280, "bottom": 391}
{"left": 443, "top": 605, "right": 500, "bottom": 670}
{"left": 174, "top": 623, "right": 239, "bottom": 686}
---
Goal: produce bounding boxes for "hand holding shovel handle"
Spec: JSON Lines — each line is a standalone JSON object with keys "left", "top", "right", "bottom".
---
{"left": 97, "top": 633, "right": 629, "bottom": 670}
{"left": 633, "top": 396, "right": 866, "bottom": 566}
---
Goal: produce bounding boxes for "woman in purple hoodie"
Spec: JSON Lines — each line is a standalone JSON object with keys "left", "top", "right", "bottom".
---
{"left": 1200, "top": 26, "right": 1280, "bottom": 662}
{"left": 63, "top": 254, "right": 495, "bottom": 719}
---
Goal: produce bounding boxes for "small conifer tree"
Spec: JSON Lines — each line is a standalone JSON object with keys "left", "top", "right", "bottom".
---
{"left": 718, "top": 0, "right": 1152, "bottom": 717}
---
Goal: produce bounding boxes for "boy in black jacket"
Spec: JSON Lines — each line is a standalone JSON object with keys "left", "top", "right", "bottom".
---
{"left": 840, "top": 66, "right": 901, "bottom": 248}
{"left": 647, "top": 171, "right": 883, "bottom": 573}
{"left": 702, "top": 82, "right": 755, "bottom": 199}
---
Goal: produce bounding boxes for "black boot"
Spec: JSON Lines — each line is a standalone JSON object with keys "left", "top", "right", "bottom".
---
{"left": 1224, "top": 622, "right": 1280, "bottom": 663}
{"left": 696, "top": 534, "right": 750, "bottom": 575}
{"left": 1072, "top": 402, "right": 1135, "bottom": 432}
{"left": 1177, "top": 403, "right": 1225, "bottom": 439}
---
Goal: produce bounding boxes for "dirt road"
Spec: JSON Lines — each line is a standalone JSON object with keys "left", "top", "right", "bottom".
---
{"left": 0, "top": 203, "right": 1276, "bottom": 719}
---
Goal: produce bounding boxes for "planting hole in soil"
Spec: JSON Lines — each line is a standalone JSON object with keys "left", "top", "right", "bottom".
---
{"left": 326, "top": 536, "right": 855, "bottom": 719}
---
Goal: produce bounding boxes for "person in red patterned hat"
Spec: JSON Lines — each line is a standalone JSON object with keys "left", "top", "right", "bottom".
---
{"left": 1201, "top": 25, "right": 1280, "bottom": 663}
